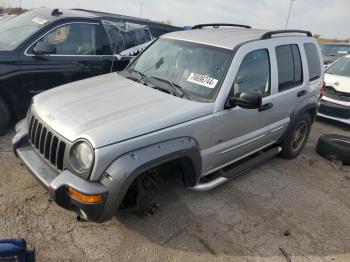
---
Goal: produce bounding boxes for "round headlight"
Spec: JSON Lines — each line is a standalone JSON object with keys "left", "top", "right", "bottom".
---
{"left": 71, "top": 141, "right": 94, "bottom": 171}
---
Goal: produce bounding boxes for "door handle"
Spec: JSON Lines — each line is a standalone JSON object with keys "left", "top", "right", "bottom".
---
{"left": 259, "top": 103, "right": 273, "bottom": 112}
{"left": 297, "top": 90, "right": 307, "bottom": 97}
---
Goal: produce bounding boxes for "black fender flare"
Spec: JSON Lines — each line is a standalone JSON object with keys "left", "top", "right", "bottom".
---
{"left": 97, "top": 137, "right": 201, "bottom": 222}
{"left": 278, "top": 101, "right": 318, "bottom": 144}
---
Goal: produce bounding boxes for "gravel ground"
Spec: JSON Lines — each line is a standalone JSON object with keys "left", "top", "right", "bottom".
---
{"left": 0, "top": 118, "right": 350, "bottom": 262}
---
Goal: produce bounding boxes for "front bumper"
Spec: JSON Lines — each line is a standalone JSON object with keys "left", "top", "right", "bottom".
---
{"left": 317, "top": 100, "right": 350, "bottom": 125}
{"left": 13, "top": 120, "right": 109, "bottom": 222}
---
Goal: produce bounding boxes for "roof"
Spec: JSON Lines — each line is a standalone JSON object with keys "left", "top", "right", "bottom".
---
{"left": 73, "top": 8, "right": 180, "bottom": 29}
{"left": 163, "top": 28, "right": 311, "bottom": 50}
{"left": 30, "top": 8, "right": 180, "bottom": 29}
{"left": 31, "top": 8, "right": 97, "bottom": 21}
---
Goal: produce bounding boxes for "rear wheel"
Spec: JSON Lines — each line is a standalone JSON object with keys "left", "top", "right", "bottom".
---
{"left": 280, "top": 113, "right": 312, "bottom": 159}
{"left": 0, "top": 96, "right": 11, "bottom": 135}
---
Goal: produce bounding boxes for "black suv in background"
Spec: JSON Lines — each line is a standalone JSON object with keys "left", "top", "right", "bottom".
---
{"left": 0, "top": 8, "right": 180, "bottom": 134}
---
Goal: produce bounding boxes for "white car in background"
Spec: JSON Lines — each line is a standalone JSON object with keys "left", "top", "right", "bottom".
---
{"left": 318, "top": 55, "right": 350, "bottom": 124}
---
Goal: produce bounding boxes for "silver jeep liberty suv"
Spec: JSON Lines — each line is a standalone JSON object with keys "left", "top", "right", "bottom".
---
{"left": 13, "top": 24, "right": 324, "bottom": 222}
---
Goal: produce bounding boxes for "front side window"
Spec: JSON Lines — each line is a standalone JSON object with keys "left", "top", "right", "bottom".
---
{"left": 304, "top": 43, "right": 321, "bottom": 81}
{"left": 35, "top": 23, "right": 99, "bottom": 55}
{"left": 233, "top": 49, "right": 270, "bottom": 97}
{"left": 276, "top": 44, "right": 303, "bottom": 91}
{"left": 124, "top": 38, "right": 233, "bottom": 101}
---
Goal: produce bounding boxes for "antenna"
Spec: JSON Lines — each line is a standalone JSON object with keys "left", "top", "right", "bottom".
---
{"left": 51, "top": 9, "right": 63, "bottom": 16}
{"left": 285, "top": 0, "right": 296, "bottom": 29}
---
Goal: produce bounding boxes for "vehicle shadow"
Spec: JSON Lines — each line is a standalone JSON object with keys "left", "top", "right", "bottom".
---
{"left": 0, "top": 128, "right": 15, "bottom": 152}
{"left": 316, "top": 116, "right": 350, "bottom": 132}
{"left": 114, "top": 149, "right": 350, "bottom": 258}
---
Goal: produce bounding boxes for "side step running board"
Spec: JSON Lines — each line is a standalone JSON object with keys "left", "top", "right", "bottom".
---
{"left": 191, "top": 146, "right": 282, "bottom": 192}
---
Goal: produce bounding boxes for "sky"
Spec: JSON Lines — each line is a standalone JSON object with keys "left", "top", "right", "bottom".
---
{"left": 2, "top": 0, "right": 349, "bottom": 39}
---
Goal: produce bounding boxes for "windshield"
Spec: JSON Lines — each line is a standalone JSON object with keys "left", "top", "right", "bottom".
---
{"left": 321, "top": 44, "right": 350, "bottom": 57}
{"left": 0, "top": 11, "right": 49, "bottom": 50}
{"left": 124, "top": 38, "right": 232, "bottom": 101}
{"left": 326, "top": 56, "right": 350, "bottom": 77}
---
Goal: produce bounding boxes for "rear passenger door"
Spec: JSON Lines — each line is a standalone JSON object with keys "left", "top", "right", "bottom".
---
{"left": 271, "top": 43, "right": 307, "bottom": 124}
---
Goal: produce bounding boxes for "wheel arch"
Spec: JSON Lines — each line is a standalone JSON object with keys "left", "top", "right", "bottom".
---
{"left": 96, "top": 137, "right": 202, "bottom": 222}
{"left": 278, "top": 101, "right": 318, "bottom": 144}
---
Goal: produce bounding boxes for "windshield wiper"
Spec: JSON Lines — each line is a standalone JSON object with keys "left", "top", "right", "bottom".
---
{"left": 128, "top": 68, "right": 147, "bottom": 81}
{"left": 141, "top": 57, "right": 165, "bottom": 74}
{"left": 148, "top": 76, "right": 190, "bottom": 99}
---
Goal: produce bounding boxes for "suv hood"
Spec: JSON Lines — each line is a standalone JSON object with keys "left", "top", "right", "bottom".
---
{"left": 325, "top": 73, "right": 350, "bottom": 93}
{"left": 32, "top": 73, "right": 214, "bottom": 148}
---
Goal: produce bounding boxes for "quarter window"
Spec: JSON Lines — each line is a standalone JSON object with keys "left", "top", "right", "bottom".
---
{"left": 304, "top": 43, "right": 321, "bottom": 81}
{"left": 276, "top": 44, "right": 303, "bottom": 91}
{"left": 233, "top": 49, "right": 271, "bottom": 97}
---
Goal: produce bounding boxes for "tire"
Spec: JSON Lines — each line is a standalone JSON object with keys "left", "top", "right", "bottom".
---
{"left": 280, "top": 113, "right": 312, "bottom": 159}
{"left": 316, "top": 134, "right": 350, "bottom": 165}
{"left": 0, "top": 96, "right": 11, "bottom": 136}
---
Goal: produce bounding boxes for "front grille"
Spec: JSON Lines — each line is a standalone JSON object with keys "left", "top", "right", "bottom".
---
{"left": 324, "top": 86, "right": 350, "bottom": 102}
{"left": 28, "top": 115, "right": 66, "bottom": 171}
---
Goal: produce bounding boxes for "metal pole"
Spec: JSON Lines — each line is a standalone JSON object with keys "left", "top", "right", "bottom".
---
{"left": 285, "top": 0, "right": 295, "bottom": 29}
{"left": 140, "top": 2, "right": 143, "bottom": 18}
{"left": 19, "top": 0, "right": 22, "bottom": 9}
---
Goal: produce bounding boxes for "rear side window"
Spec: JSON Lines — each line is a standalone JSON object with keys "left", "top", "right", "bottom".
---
{"left": 304, "top": 43, "right": 321, "bottom": 81}
{"left": 276, "top": 44, "right": 303, "bottom": 91}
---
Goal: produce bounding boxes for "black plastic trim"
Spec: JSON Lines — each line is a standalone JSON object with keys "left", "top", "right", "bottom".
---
{"left": 192, "top": 23, "right": 251, "bottom": 29}
{"left": 261, "top": 30, "right": 312, "bottom": 40}
{"left": 277, "top": 102, "right": 318, "bottom": 144}
{"left": 98, "top": 137, "right": 201, "bottom": 222}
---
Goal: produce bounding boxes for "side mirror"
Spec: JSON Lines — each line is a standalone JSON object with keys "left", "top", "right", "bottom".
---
{"left": 229, "top": 91, "right": 262, "bottom": 109}
{"left": 33, "top": 42, "right": 56, "bottom": 55}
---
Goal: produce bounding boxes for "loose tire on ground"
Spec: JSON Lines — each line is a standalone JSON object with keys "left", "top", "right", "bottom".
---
{"left": 316, "top": 134, "right": 350, "bottom": 165}
{"left": 0, "top": 96, "right": 11, "bottom": 135}
{"left": 280, "top": 113, "right": 312, "bottom": 159}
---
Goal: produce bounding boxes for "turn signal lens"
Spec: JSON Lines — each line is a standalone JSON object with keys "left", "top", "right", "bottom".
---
{"left": 67, "top": 188, "right": 103, "bottom": 203}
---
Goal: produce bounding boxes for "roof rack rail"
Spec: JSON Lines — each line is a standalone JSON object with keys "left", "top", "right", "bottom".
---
{"left": 261, "top": 30, "right": 312, "bottom": 39}
{"left": 192, "top": 23, "right": 251, "bottom": 30}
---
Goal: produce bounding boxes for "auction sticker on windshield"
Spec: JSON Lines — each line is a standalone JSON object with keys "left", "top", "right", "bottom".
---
{"left": 32, "top": 17, "right": 48, "bottom": 25}
{"left": 187, "top": 73, "right": 218, "bottom": 89}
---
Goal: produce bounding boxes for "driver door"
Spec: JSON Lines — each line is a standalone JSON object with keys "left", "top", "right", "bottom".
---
{"left": 19, "top": 21, "right": 113, "bottom": 96}
{"left": 210, "top": 45, "right": 288, "bottom": 172}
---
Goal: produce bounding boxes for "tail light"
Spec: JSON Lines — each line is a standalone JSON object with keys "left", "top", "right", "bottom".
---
{"left": 319, "top": 81, "right": 326, "bottom": 99}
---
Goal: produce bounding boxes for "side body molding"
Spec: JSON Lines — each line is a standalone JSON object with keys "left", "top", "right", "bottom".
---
{"left": 97, "top": 137, "right": 201, "bottom": 222}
